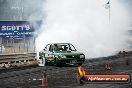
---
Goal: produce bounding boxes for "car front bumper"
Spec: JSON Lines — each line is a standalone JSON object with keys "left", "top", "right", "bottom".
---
{"left": 57, "top": 58, "right": 85, "bottom": 64}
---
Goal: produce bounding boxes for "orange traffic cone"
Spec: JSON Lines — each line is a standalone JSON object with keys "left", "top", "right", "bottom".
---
{"left": 105, "top": 62, "right": 111, "bottom": 70}
{"left": 40, "top": 71, "right": 48, "bottom": 87}
{"left": 39, "top": 76, "right": 48, "bottom": 87}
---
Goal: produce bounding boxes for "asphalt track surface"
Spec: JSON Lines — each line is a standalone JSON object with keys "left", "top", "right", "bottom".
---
{"left": 0, "top": 53, "right": 132, "bottom": 88}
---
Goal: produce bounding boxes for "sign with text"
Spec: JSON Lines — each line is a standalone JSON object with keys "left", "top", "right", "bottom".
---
{"left": 0, "top": 21, "right": 41, "bottom": 39}
{"left": 84, "top": 74, "right": 130, "bottom": 83}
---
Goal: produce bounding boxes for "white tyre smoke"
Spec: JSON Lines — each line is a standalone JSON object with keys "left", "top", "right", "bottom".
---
{"left": 36, "top": 0, "right": 130, "bottom": 58}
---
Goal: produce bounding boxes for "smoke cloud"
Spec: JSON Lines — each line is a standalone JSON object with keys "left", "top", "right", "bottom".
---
{"left": 36, "top": 0, "right": 131, "bottom": 58}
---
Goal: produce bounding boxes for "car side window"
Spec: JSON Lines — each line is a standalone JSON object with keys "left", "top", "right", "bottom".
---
{"left": 49, "top": 45, "right": 53, "bottom": 52}
{"left": 69, "top": 44, "right": 76, "bottom": 51}
{"left": 45, "top": 44, "right": 50, "bottom": 51}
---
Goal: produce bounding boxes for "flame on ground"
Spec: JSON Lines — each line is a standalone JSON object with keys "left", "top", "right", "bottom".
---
{"left": 77, "top": 66, "right": 86, "bottom": 76}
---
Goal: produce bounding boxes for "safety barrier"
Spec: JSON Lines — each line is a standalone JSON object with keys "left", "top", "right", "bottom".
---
{"left": 0, "top": 52, "right": 38, "bottom": 69}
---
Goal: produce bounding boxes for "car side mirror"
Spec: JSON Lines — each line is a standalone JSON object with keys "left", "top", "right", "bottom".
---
{"left": 43, "top": 48, "right": 47, "bottom": 51}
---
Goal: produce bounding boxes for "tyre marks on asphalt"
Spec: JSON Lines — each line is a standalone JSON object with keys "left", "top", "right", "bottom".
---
{"left": 0, "top": 66, "right": 78, "bottom": 88}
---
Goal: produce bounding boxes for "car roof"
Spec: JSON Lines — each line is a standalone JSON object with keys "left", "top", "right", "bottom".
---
{"left": 48, "top": 43, "right": 71, "bottom": 45}
{"left": 47, "top": 43, "right": 71, "bottom": 45}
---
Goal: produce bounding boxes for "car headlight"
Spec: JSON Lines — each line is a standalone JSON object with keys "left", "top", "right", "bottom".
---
{"left": 80, "top": 54, "right": 85, "bottom": 58}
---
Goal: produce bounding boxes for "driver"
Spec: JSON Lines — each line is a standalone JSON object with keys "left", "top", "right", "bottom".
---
{"left": 54, "top": 44, "right": 59, "bottom": 51}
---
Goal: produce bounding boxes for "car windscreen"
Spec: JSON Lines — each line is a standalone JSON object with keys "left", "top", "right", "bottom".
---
{"left": 53, "top": 44, "right": 76, "bottom": 51}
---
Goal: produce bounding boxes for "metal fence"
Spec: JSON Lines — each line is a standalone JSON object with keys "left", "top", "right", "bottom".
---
{"left": 0, "top": 37, "right": 36, "bottom": 54}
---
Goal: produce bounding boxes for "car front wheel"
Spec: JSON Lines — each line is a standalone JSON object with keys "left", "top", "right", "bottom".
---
{"left": 54, "top": 58, "right": 62, "bottom": 67}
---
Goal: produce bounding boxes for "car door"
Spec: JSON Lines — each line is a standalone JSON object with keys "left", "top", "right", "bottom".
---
{"left": 44, "top": 44, "right": 54, "bottom": 61}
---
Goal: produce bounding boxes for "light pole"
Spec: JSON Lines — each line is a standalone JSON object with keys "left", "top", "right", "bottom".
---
{"left": 109, "top": 0, "right": 111, "bottom": 23}
{"left": 105, "top": 0, "right": 111, "bottom": 23}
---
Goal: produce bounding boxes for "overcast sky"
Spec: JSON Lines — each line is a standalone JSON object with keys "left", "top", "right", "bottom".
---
{"left": 0, "top": 0, "right": 131, "bottom": 21}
